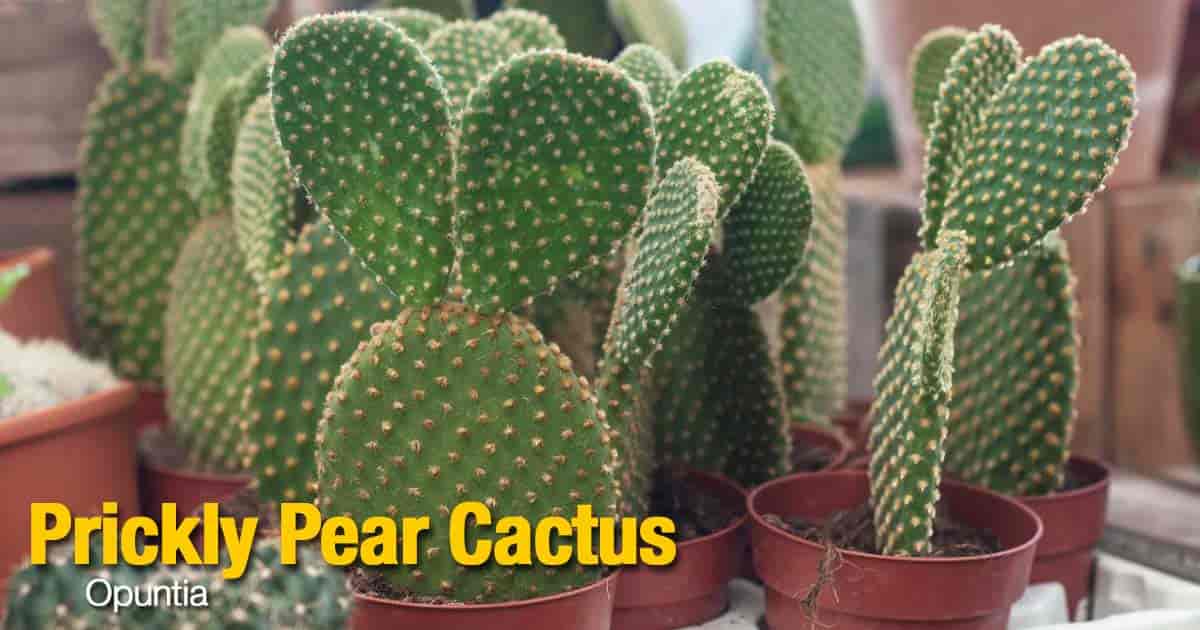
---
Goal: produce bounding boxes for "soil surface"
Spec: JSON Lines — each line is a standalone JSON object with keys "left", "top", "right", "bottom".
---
{"left": 193, "top": 485, "right": 279, "bottom": 532}
{"left": 764, "top": 501, "right": 1001, "bottom": 557}
{"left": 790, "top": 444, "right": 834, "bottom": 472}
{"left": 648, "top": 467, "right": 741, "bottom": 540}
{"left": 138, "top": 426, "right": 193, "bottom": 470}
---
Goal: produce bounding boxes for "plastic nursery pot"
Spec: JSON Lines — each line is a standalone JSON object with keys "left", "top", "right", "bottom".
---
{"left": 790, "top": 425, "right": 852, "bottom": 473}
{"left": 130, "top": 385, "right": 167, "bottom": 432}
{"left": 860, "top": 0, "right": 1188, "bottom": 188}
{"left": 613, "top": 470, "right": 747, "bottom": 630}
{"left": 1018, "top": 455, "right": 1111, "bottom": 618}
{"left": 831, "top": 398, "right": 873, "bottom": 454}
{"left": 749, "top": 471, "right": 1042, "bottom": 630}
{"left": 0, "top": 247, "right": 72, "bottom": 343}
{"left": 351, "top": 570, "right": 619, "bottom": 630}
{"left": 0, "top": 382, "right": 139, "bottom": 607}
{"left": 137, "top": 428, "right": 252, "bottom": 518}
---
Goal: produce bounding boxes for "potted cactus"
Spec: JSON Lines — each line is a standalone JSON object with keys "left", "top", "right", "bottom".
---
{"left": 748, "top": 24, "right": 1135, "bottom": 629}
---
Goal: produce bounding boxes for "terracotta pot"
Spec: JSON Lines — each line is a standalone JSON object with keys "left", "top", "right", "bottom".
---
{"left": 1018, "top": 455, "right": 1110, "bottom": 618}
{"left": 351, "top": 570, "right": 619, "bottom": 630}
{"left": 749, "top": 471, "right": 1041, "bottom": 629}
{"left": 861, "top": 0, "right": 1189, "bottom": 188}
{"left": 138, "top": 454, "right": 252, "bottom": 519}
{"left": 131, "top": 386, "right": 167, "bottom": 433}
{"left": 0, "top": 382, "right": 139, "bottom": 610}
{"left": 831, "top": 398, "right": 873, "bottom": 454}
{"left": 614, "top": 470, "right": 747, "bottom": 630}
{"left": 0, "top": 247, "right": 72, "bottom": 343}
{"left": 790, "top": 425, "right": 852, "bottom": 472}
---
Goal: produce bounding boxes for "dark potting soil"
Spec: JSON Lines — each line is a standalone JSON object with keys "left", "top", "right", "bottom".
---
{"left": 764, "top": 501, "right": 1001, "bottom": 558}
{"left": 648, "top": 467, "right": 741, "bottom": 540}
{"left": 790, "top": 444, "right": 833, "bottom": 472}
{"left": 138, "top": 425, "right": 243, "bottom": 476}
{"left": 350, "top": 569, "right": 459, "bottom": 605}
{"left": 191, "top": 485, "right": 280, "bottom": 532}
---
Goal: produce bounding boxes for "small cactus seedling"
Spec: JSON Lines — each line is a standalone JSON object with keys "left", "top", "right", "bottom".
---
{"left": 164, "top": 215, "right": 259, "bottom": 473}
{"left": 868, "top": 25, "right": 1134, "bottom": 556}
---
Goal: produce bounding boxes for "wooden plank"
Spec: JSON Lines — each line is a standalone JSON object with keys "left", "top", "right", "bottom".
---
{"left": 1061, "top": 205, "right": 1110, "bottom": 461}
{"left": 1109, "top": 178, "right": 1200, "bottom": 472}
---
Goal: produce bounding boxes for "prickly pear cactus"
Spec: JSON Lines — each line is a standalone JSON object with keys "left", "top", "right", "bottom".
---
{"left": 910, "top": 26, "right": 968, "bottom": 136}
{"left": 423, "top": 21, "right": 521, "bottom": 113}
{"left": 489, "top": 8, "right": 567, "bottom": 52}
{"left": 613, "top": 43, "right": 679, "bottom": 111}
{"left": 89, "top": 0, "right": 151, "bottom": 68}
{"left": 506, "top": 0, "right": 618, "bottom": 59}
{"left": 370, "top": 7, "right": 446, "bottom": 42}
{"left": 868, "top": 232, "right": 967, "bottom": 556}
{"left": 1178, "top": 256, "right": 1200, "bottom": 461}
{"left": 3, "top": 537, "right": 145, "bottom": 630}
{"left": 233, "top": 95, "right": 301, "bottom": 286}
{"left": 317, "top": 303, "right": 613, "bottom": 601}
{"left": 945, "top": 235, "right": 1079, "bottom": 496}
{"left": 241, "top": 220, "right": 396, "bottom": 504}
{"left": 607, "top": 0, "right": 688, "bottom": 69}
{"left": 164, "top": 216, "right": 259, "bottom": 472}
{"left": 373, "top": 0, "right": 474, "bottom": 20}
{"left": 169, "top": 0, "right": 276, "bottom": 79}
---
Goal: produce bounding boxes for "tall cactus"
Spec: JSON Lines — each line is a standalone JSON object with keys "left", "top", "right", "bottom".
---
{"left": 868, "top": 25, "right": 1134, "bottom": 556}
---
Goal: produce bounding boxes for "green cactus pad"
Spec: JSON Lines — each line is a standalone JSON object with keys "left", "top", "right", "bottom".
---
{"left": 939, "top": 36, "right": 1136, "bottom": 270}
{"left": 89, "top": 0, "right": 150, "bottom": 67}
{"left": 656, "top": 59, "right": 773, "bottom": 214}
{"left": 316, "top": 302, "right": 614, "bottom": 601}
{"left": 370, "top": 7, "right": 447, "bottom": 42}
{"left": 1178, "top": 257, "right": 1200, "bottom": 462}
{"left": 455, "top": 50, "right": 655, "bottom": 312}
{"left": 919, "top": 25, "right": 1022, "bottom": 251}
{"left": 489, "top": 8, "right": 568, "bottom": 52}
{"left": 945, "top": 235, "right": 1078, "bottom": 496}
{"left": 180, "top": 26, "right": 272, "bottom": 212}
{"left": 779, "top": 162, "right": 848, "bottom": 423}
{"left": 602, "top": 158, "right": 719, "bottom": 369}
{"left": 207, "top": 57, "right": 272, "bottom": 214}
{"left": 764, "top": 0, "right": 866, "bottom": 164}
{"left": 608, "top": 0, "right": 689, "bottom": 70}
{"left": 910, "top": 26, "right": 968, "bottom": 137}
{"left": 4, "top": 537, "right": 146, "bottom": 630}
{"left": 164, "top": 216, "right": 259, "bottom": 472}
{"left": 424, "top": 21, "right": 522, "bottom": 113}
{"left": 721, "top": 140, "right": 813, "bottom": 307}
{"left": 76, "top": 66, "right": 198, "bottom": 382}
{"left": 272, "top": 13, "right": 456, "bottom": 305}
{"left": 169, "top": 0, "right": 275, "bottom": 79}
{"left": 373, "top": 0, "right": 474, "bottom": 20}
{"left": 868, "top": 231, "right": 967, "bottom": 556}
{"left": 613, "top": 43, "right": 679, "bottom": 111}
{"left": 506, "top": 0, "right": 619, "bottom": 59}
{"left": 242, "top": 220, "right": 397, "bottom": 504}
{"left": 233, "top": 95, "right": 298, "bottom": 286}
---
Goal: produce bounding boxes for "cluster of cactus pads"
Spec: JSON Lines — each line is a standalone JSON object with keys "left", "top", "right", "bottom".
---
{"left": 869, "top": 24, "right": 1134, "bottom": 555}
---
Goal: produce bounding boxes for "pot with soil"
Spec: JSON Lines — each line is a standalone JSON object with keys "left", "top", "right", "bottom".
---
{"left": 790, "top": 424, "right": 852, "bottom": 473}
{"left": 749, "top": 471, "right": 1041, "bottom": 629}
{"left": 0, "top": 247, "right": 72, "bottom": 343}
{"left": 138, "top": 426, "right": 253, "bottom": 518}
{"left": 1018, "top": 456, "right": 1111, "bottom": 618}
{"left": 613, "top": 469, "right": 748, "bottom": 630}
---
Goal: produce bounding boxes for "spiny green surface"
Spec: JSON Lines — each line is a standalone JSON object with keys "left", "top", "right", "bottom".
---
{"left": 169, "top": 0, "right": 275, "bottom": 79}
{"left": 180, "top": 26, "right": 272, "bottom": 212}
{"left": 607, "top": 0, "right": 688, "bottom": 70}
{"left": 455, "top": 50, "right": 655, "bottom": 312}
{"left": 656, "top": 59, "right": 773, "bottom": 214}
{"left": 613, "top": 43, "right": 679, "bottom": 111}
{"left": 3, "top": 537, "right": 145, "bottom": 630}
{"left": 373, "top": 0, "right": 474, "bottom": 20}
{"left": 242, "top": 220, "right": 397, "bottom": 504}
{"left": 919, "top": 25, "right": 1022, "bottom": 251}
{"left": 164, "top": 216, "right": 258, "bottom": 473}
{"left": 370, "top": 7, "right": 446, "bottom": 41}
{"left": 272, "top": 13, "right": 456, "bottom": 305}
{"left": 76, "top": 66, "right": 198, "bottom": 382}
{"left": 764, "top": 0, "right": 866, "bottom": 164}
{"left": 938, "top": 35, "right": 1136, "bottom": 269}
{"left": 316, "top": 302, "right": 614, "bottom": 601}
{"left": 232, "top": 95, "right": 297, "bottom": 286}
{"left": 89, "top": 0, "right": 150, "bottom": 67}
{"left": 779, "top": 162, "right": 848, "bottom": 423}
{"left": 945, "top": 235, "right": 1078, "bottom": 496}
{"left": 910, "top": 26, "right": 968, "bottom": 137}
{"left": 868, "top": 232, "right": 967, "bottom": 556}
{"left": 721, "top": 140, "right": 813, "bottom": 307}
{"left": 489, "top": 8, "right": 567, "bottom": 52}
{"left": 507, "top": 0, "right": 618, "bottom": 59}
{"left": 424, "top": 21, "right": 521, "bottom": 113}
{"left": 207, "top": 57, "right": 271, "bottom": 217}
{"left": 1178, "top": 256, "right": 1200, "bottom": 461}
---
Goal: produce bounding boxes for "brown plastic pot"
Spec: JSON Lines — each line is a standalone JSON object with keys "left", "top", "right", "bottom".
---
{"left": 791, "top": 425, "right": 852, "bottom": 472}
{"left": 614, "top": 470, "right": 747, "bottom": 630}
{"left": 0, "top": 382, "right": 139, "bottom": 610}
{"left": 831, "top": 398, "right": 873, "bottom": 454}
{"left": 351, "top": 570, "right": 619, "bottom": 630}
{"left": 131, "top": 386, "right": 167, "bottom": 433}
{"left": 0, "top": 247, "right": 72, "bottom": 343}
{"left": 861, "top": 0, "right": 1189, "bottom": 188}
{"left": 138, "top": 448, "right": 252, "bottom": 519}
{"left": 749, "top": 471, "right": 1042, "bottom": 629}
{"left": 1019, "top": 455, "right": 1110, "bottom": 617}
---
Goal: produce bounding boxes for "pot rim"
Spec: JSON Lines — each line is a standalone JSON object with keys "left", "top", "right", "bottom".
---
{"left": 352, "top": 566, "right": 621, "bottom": 611}
{"left": 789, "top": 424, "right": 852, "bottom": 471}
{"left": 0, "top": 380, "right": 137, "bottom": 447}
{"left": 1017, "top": 454, "right": 1110, "bottom": 505}
{"left": 0, "top": 246, "right": 53, "bottom": 273}
{"left": 670, "top": 467, "right": 749, "bottom": 554}
{"left": 748, "top": 470, "right": 1043, "bottom": 565}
